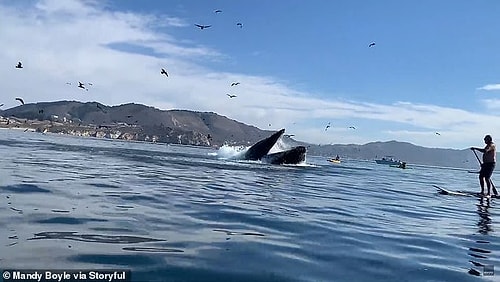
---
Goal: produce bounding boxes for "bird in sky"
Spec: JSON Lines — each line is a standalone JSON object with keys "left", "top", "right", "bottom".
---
{"left": 15, "top": 61, "right": 23, "bottom": 68}
{"left": 161, "top": 68, "right": 168, "bottom": 77}
{"left": 78, "top": 82, "right": 89, "bottom": 91}
{"left": 0, "top": 103, "right": 4, "bottom": 107}
{"left": 230, "top": 82, "right": 240, "bottom": 86}
{"left": 368, "top": 42, "right": 376, "bottom": 47}
{"left": 214, "top": 9, "right": 222, "bottom": 14}
{"left": 195, "top": 24, "right": 211, "bottom": 30}
{"left": 87, "top": 83, "right": 93, "bottom": 86}
{"left": 325, "top": 122, "right": 331, "bottom": 131}
{"left": 227, "top": 94, "right": 237, "bottom": 98}
{"left": 435, "top": 132, "right": 441, "bottom": 135}
{"left": 236, "top": 23, "right": 243, "bottom": 28}
{"left": 349, "top": 126, "right": 356, "bottom": 129}
{"left": 66, "top": 82, "right": 72, "bottom": 85}
{"left": 15, "top": 97, "right": 25, "bottom": 105}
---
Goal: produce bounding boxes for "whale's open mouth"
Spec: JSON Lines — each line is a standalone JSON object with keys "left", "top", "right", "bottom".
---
{"left": 238, "top": 129, "right": 306, "bottom": 165}
{"left": 262, "top": 145, "right": 306, "bottom": 165}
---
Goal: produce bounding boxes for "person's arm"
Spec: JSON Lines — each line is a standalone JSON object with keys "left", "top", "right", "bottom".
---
{"left": 471, "top": 147, "right": 486, "bottom": 152}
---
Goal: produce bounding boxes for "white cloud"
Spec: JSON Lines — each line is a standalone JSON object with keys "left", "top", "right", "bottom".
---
{"left": 480, "top": 99, "right": 500, "bottom": 111}
{"left": 478, "top": 84, "right": 500, "bottom": 91}
{"left": 0, "top": 0, "right": 498, "bottom": 149}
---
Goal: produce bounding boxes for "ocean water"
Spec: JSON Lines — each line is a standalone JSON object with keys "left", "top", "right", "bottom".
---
{"left": 1, "top": 129, "right": 499, "bottom": 282}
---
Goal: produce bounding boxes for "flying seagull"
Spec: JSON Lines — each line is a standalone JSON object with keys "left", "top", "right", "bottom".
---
{"left": 78, "top": 82, "right": 88, "bottom": 91}
{"left": 0, "top": 103, "right": 4, "bottom": 107}
{"left": 161, "top": 68, "right": 168, "bottom": 77}
{"left": 214, "top": 9, "right": 222, "bottom": 14}
{"left": 195, "top": 24, "right": 211, "bottom": 30}
{"left": 227, "top": 94, "right": 237, "bottom": 98}
{"left": 435, "top": 132, "right": 441, "bottom": 136}
{"left": 15, "top": 61, "right": 23, "bottom": 69}
{"left": 15, "top": 97, "right": 25, "bottom": 105}
{"left": 325, "top": 122, "right": 331, "bottom": 131}
{"left": 230, "top": 82, "right": 240, "bottom": 86}
{"left": 66, "top": 82, "right": 72, "bottom": 85}
{"left": 368, "top": 42, "right": 376, "bottom": 47}
{"left": 348, "top": 126, "right": 356, "bottom": 129}
{"left": 236, "top": 23, "right": 243, "bottom": 28}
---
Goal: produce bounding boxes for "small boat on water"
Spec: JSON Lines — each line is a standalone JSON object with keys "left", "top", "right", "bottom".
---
{"left": 375, "top": 156, "right": 401, "bottom": 165}
{"left": 328, "top": 155, "right": 341, "bottom": 164}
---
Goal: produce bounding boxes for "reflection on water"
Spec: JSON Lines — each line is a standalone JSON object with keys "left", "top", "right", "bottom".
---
{"left": 468, "top": 197, "right": 495, "bottom": 277}
{"left": 477, "top": 197, "right": 493, "bottom": 235}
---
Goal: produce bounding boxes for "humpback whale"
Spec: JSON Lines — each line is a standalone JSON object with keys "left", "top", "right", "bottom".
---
{"left": 243, "top": 129, "right": 285, "bottom": 160}
{"left": 240, "top": 129, "right": 306, "bottom": 165}
{"left": 262, "top": 146, "right": 306, "bottom": 165}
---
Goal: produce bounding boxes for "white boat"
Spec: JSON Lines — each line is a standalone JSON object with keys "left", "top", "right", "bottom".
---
{"left": 375, "top": 156, "right": 401, "bottom": 165}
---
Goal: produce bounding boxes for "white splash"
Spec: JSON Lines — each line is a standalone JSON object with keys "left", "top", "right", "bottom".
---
{"left": 212, "top": 144, "right": 249, "bottom": 159}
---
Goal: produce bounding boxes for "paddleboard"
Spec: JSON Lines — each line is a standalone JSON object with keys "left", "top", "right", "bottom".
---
{"left": 433, "top": 185, "right": 497, "bottom": 198}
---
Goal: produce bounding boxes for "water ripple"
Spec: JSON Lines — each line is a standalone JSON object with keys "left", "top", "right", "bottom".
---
{"left": 27, "top": 232, "right": 165, "bottom": 244}
{"left": 1, "top": 130, "right": 499, "bottom": 281}
{"left": 0, "top": 184, "right": 51, "bottom": 193}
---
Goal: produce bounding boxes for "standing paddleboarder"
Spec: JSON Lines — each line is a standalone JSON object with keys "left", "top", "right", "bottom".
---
{"left": 471, "top": 135, "right": 497, "bottom": 196}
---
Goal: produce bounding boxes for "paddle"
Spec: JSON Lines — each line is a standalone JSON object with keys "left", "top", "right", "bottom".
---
{"left": 472, "top": 149, "right": 498, "bottom": 196}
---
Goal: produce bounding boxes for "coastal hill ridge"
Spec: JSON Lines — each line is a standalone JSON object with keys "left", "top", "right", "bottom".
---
{"left": 0, "top": 100, "right": 486, "bottom": 169}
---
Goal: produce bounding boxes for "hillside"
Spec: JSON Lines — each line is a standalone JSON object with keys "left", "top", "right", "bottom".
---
{"left": 0, "top": 100, "right": 274, "bottom": 146}
{"left": 303, "top": 141, "right": 479, "bottom": 169}
{"left": 0, "top": 100, "right": 490, "bottom": 169}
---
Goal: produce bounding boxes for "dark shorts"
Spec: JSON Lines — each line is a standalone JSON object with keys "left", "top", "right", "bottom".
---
{"left": 479, "top": 162, "right": 496, "bottom": 179}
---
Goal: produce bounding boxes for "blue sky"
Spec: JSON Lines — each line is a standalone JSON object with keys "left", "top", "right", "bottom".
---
{"left": 1, "top": 0, "right": 500, "bottom": 149}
